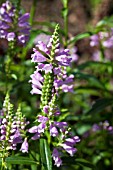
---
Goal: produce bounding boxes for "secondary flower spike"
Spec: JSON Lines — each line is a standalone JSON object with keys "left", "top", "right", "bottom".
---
{"left": 0, "top": 93, "right": 29, "bottom": 157}
{"left": 0, "top": 1, "right": 30, "bottom": 44}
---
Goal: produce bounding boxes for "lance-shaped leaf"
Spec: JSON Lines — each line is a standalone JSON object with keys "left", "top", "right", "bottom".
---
{"left": 67, "top": 32, "right": 92, "bottom": 45}
{"left": 0, "top": 157, "right": 38, "bottom": 165}
{"left": 86, "top": 98, "right": 113, "bottom": 115}
{"left": 40, "top": 139, "right": 52, "bottom": 170}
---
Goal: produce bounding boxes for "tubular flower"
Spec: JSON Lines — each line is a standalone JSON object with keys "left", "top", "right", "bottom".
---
{"left": 20, "top": 138, "right": 29, "bottom": 153}
{"left": 52, "top": 148, "right": 62, "bottom": 167}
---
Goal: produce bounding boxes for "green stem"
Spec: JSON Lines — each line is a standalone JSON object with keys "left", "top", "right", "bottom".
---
{"left": 99, "top": 41, "right": 105, "bottom": 61}
{"left": 61, "top": 0, "right": 69, "bottom": 48}
{"left": 1, "top": 157, "right": 6, "bottom": 170}
{"left": 64, "top": 9, "right": 68, "bottom": 47}
{"left": 30, "top": 0, "right": 38, "bottom": 26}
{"left": 5, "top": 41, "right": 14, "bottom": 93}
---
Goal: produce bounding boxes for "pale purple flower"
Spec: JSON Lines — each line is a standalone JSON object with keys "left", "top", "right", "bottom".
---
{"left": 65, "top": 136, "right": 80, "bottom": 146}
{"left": 29, "top": 118, "right": 47, "bottom": 140}
{"left": 64, "top": 75, "right": 74, "bottom": 84}
{"left": 18, "top": 13, "right": 30, "bottom": 25}
{"left": 0, "top": 30, "right": 7, "bottom": 38}
{"left": 99, "top": 32, "right": 109, "bottom": 39}
{"left": 54, "top": 79, "right": 63, "bottom": 88}
{"left": 37, "top": 123, "right": 46, "bottom": 133}
{"left": 50, "top": 125, "right": 58, "bottom": 137}
{"left": 13, "top": 130, "right": 23, "bottom": 144}
{"left": 20, "top": 138, "right": 28, "bottom": 153}
{"left": 92, "top": 124, "right": 100, "bottom": 132}
{"left": 55, "top": 51, "right": 72, "bottom": 66}
{"left": 30, "top": 77, "right": 42, "bottom": 89}
{"left": 53, "top": 67, "right": 61, "bottom": 75}
{"left": 36, "top": 41, "right": 50, "bottom": 53}
{"left": 102, "top": 37, "right": 113, "bottom": 48}
{"left": 42, "top": 64, "right": 53, "bottom": 73}
{"left": 69, "top": 46, "right": 79, "bottom": 62}
{"left": 28, "top": 126, "right": 39, "bottom": 133}
{"left": 31, "top": 50, "right": 47, "bottom": 63}
{"left": 62, "top": 84, "right": 74, "bottom": 93}
{"left": 18, "top": 35, "right": 28, "bottom": 44}
{"left": 54, "top": 122, "right": 68, "bottom": 128}
{"left": 31, "top": 132, "right": 40, "bottom": 140}
{"left": 38, "top": 115, "right": 49, "bottom": 123}
{"left": 29, "top": 71, "right": 44, "bottom": 95}
{"left": 20, "top": 27, "right": 30, "bottom": 35}
{"left": 0, "top": 135, "right": 5, "bottom": 140}
{"left": 30, "top": 85, "right": 42, "bottom": 95}
{"left": 90, "top": 35, "right": 99, "bottom": 47}
{"left": 61, "top": 143, "right": 77, "bottom": 156}
{"left": 52, "top": 148, "right": 62, "bottom": 167}
{"left": 30, "top": 71, "right": 43, "bottom": 85}
{"left": 43, "top": 105, "right": 49, "bottom": 114}
{"left": 7, "top": 32, "right": 15, "bottom": 41}
{"left": 0, "top": 21, "right": 9, "bottom": 29}
{"left": 92, "top": 50, "right": 101, "bottom": 61}
{"left": 1, "top": 13, "right": 12, "bottom": 23}
{"left": 108, "top": 126, "right": 113, "bottom": 134}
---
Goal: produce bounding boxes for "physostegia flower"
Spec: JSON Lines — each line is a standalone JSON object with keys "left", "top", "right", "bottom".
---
{"left": 0, "top": 93, "right": 29, "bottom": 161}
{"left": 29, "top": 24, "right": 80, "bottom": 167}
{"left": 0, "top": 0, "right": 30, "bottom": 44}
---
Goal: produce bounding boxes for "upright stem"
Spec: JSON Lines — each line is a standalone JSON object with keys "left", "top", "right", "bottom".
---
{"left": 1, "top": 157, "right": 7, "bottom": 170}
{"left": 30, "top": 0, "right": 38, "bottom": 26}
{"left": 99, "top": 41, "right": 105, "bottom": 61}
{"left": 61, "top": 0, "right": 69, "bottom": 48}
{"left": 5, "top": 41, "right": 15, "bottom": 93}
{"left": 64, "top": 7, "right": 68, "bottom": 47}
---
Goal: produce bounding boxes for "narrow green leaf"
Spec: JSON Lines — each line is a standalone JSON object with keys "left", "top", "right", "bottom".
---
{"left": 77, "top": 61, "right": 113, "bottom": 71}
{"left": 73, "top": 71, "right": 105, "bottom": 89}
{"left": 75, "top": 158, "right": 95, "bottom": 169}
{"left": 40, "top": 139, "right": 52, "bottom": 170}
{"left": 33, "top": 21, "right": 56, "bottom": 28}
{"left": 68, "top": 32, "right": 91, "bottom": 45}
{"left": 0, "top": 159, "right": 2, "bottom": 164}
{"left": 86, "top": 98, "right": 113, "bottom": 115}
{"left": 5, "top": 156, "right": 38, "bottom": 165}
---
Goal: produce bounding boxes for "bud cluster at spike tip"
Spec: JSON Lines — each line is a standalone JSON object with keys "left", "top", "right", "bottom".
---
{"left": 29, "top": 24, "right": 80, "bottom": 167}
{"left": 0, "top": 1, "right": 30, "bottom": 44}
{"left": 0, "top": 94, "right": 29, "bottom": 155}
